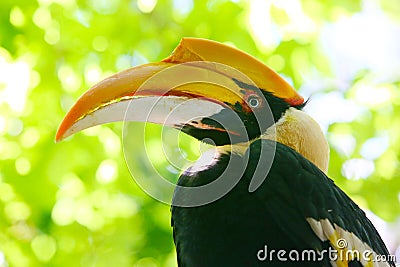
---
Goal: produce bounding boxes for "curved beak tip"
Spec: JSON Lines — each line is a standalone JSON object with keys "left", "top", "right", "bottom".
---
{"left": 55, "top": 126, "right": 66, "bottom": 143}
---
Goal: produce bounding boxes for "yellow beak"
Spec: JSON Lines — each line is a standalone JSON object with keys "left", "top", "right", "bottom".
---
{"left": 56, "top": 38, "right": 303, "bottom": 142}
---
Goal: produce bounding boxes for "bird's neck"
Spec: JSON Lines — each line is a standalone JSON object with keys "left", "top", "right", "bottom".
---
{"left": 216, "top": 107, "right": 329, "bottom": 174}
{"left": 215, "top": 108, "right": 329, "bottom": 173}
{"left": 262, "top": 107, "right": 329, "bottom": 173}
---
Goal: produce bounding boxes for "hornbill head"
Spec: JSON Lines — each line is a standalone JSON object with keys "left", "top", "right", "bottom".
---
{"left": 56, "top": 38, "right": 329, "bottom": 173}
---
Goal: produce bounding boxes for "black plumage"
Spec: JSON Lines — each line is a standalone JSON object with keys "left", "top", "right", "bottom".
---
{"left": 171, "top": 139, "right": 395, "bottom": 266}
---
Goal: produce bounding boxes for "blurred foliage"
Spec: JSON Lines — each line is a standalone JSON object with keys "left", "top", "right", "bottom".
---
{"left": 0, "top": 0, "right": 399, "bottom": 266}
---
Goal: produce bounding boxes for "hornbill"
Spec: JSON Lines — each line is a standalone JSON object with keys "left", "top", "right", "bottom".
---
{"left": 56, "top": 38, "right": 395, "bottom": 266}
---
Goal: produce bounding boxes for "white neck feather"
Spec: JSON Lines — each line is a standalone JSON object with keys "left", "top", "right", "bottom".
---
{"left": 262, "top": 107, "right": 330, "bottom": 173}
{"left": 215, "top": 107, "right": 329, "bottom": 173}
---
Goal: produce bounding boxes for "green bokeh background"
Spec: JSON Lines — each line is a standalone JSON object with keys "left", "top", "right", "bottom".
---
{"left": 1, "top": 0, "right": 399, "bottom": 266}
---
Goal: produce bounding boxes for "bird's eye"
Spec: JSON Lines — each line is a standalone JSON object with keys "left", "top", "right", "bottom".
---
{"left": 247, "top": 95, "right": 261, "bottom": 108}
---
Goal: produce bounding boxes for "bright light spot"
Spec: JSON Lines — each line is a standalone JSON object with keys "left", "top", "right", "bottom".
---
{"left": 1, "top": 241, "right": 28, "bottom": 266}
{"left": 31, "top": 234, "right": 57, "bottom": 262}
{"left": 0, "top": 116, "right": 5, "bottom": 134}
{"left": 7, "top": 118, "right": 23, "bottom": 136}
{"left": 81, "top": 126, "right": 101, "bottom": 137}
{"left": 0, "top": 251, "right": 6, "bottom": 266}
{"left": 0, "top": 140, "right": 21, "bottom": 160}
{"left": 58, "top": 64, "right": 82, "bottom": 93}
{"left": 74, "top": 198, "right": 93, "bottom": 225}
{"left": 58, "top": 173, "right": 86, "bottom": 198}
{"left": 0, "top": 58, "right": 31, "bottom": 113}
{"left": 20, "top": 127, "right": 40, "bottom": 148}
{"left": 137, "top": 0, "right": 157, "bottom": 13}
{"left": 342, "top": 158, "right": 375, "bottom": 180}
{"left": 248, "top": 0, "right": 281, "bottom": 50}
{"left": 173, "top": 0, "right": 193, "bottom": 21}
{"left": 0, "top": 47, "right": 11, "bottom": 62}
{"left": 84, "top": 64, "right": 101, "bottom": 85}
{"left": 92, "top": 36, "right": 109, "bottom": 52}
{"left": 30, "top": 70, "right": 41, "bottom": 89}
{"left": 0, "top": 183, "right": 15, "bottom": 202}
{"left": 74, "top": 9, "right": 91, "bottom": 27}
{"left": 44, "top": 24, "right": 60, "bottom": 45}
{"left": 102, "top": 194, "right": 138, "bottom": 218}
{"left": 32, "top": 7, "right": 52, "bottom": 29}
{"left": 361, "top": 135, "right": 389, "bottom": 160}
{"left": 15, "top": 157, "right": 31, "bottom": 175}
{"left": 354, "top": 83, "right": 393, "bottom": 107}
{"left": 321, "top": 2, "right": 400, "bottom": 80}
{"left": 272, "top": 0, "right": 317, "bottom": 37}
{"left": 60, "top": 95, "right": 75, "bottom": 113}
{"left": 90, "top": 189, "right": 109, "bottom": 209}
{"left": 329, "top": 133, "right": 356, "bottom": 157}
{"left": 376, "top": 150, "right": 397, "bottom": 178}
{"left": 52, "top": 197, "right": 75, "bottom": 226}
{"left": 303, "top": 92, "right": 364, "bottom": 132}
{"left": 98, "top": 127, "right": 121, "bottom": 156}
{"left": 8, "top": 221, "right": 36, "bottom": 241}
{"left": 267, "top": 54, "right": 285, "bottom": 72}
{"left": 132, "top": 51, "right": 148, "bottom": 66}
{"left": 74, "top": 198, "right": 104, "bottom": 230}
{"left": 116, "top": 54, "right": 133, "bottom": 70}
{"left": 5, "top": 201, "right": 31, "bottom": 222}
{"left": 96, "top": 160, "right": 118, "bottom": 184}
{"left": 10, "top": 6, "right": 26, "bottom": 27}
{"left": 89, "top": 0, "right": 120, "bottom": 14}
{"left": 248, "top": 0, "right": 317, "bottom": 50}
